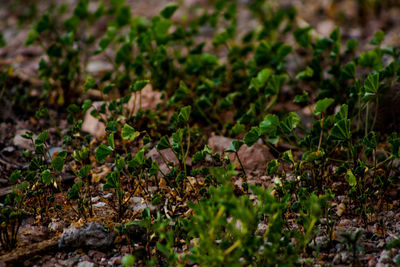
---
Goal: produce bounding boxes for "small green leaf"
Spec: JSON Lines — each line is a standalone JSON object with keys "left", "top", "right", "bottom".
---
{"left": 121, "top": 124, "right": 139, "bottom": 141}
{"left": 128, "top": 149, "right": 145, "bottom": 168}
{"left": 95, "top": 144, "right": 113, "bottom": 162}
{"left": 230, "top": 123, "right": 246, "bottom": 137}
{"left": 362, "top": 131, "right": 377, "bottom": 149}
{"left": 25, "top": 29, "right": 39, "bottom": 45}
{"left": 153, "top": 18, "right": 172, "bottom": 41}
{"left": 345, "top": 39, "right": 359, "bottom": 53}
{"left": 340, "top": 61, "right": 356, "bottom": 79}
{"left": 116, "top": 6, "right": 131, "bottom": 27}
{"left": 282, "top": 150, "right": 294, "bottom": 164}
{"left": 51, "top": 157, "right": 65, "bottom": 172}
{"left": 212, "top": 31, "right": 229, "bottom": 46}
{"left": 296, "top": 66, "right": 314, "bottom": 80}
{"left": 83, "top": 76, "right": 96, "bottom": 92}
{"left": 193, "top": 151, "right": 206, "bottom": 164}
{"left": 106, "top": 120, "right": 118, "bottom": 133}
{"left": 103, "top": 172, "right": 119, "bottom": 190}
{"left": 225, "top": 140, "right": 243, "bottom": 153}
{"left": 108, "top": 133, "right": 115, "bottom": 149}
{"left": 172, "top": 129, "right": 183, "bottom": 151}
{"left": 129, "top": 80, "right": 149, "bottom": 92}
{"left": 78, "top": 165, "right": 93, "bottom": 179}
{"left": 35, "top": 13, "right": 51, "bottom": 33}
{"left": 41, "top": 169, "right": 52, "bottom": 185}
{"left": 170, "top": 81, "right": 190, "bottom": 104}
{"left": 122, "top": 254, "right": 135, "bottom": 267}
{"left": 157, "top": 136, "right": 171, "bottom": 150}
{"left": 35, "top": 130, "right": 49, "bottom": 145}
{"left": 149, "top": 161, "right": 159, "bottom": 176}
{"left": 160, "top": 4, "right": 178, "bottom": 19}
{"left": 363, "top": 72, "right": 380, "bottom": 101}
{"left": 266, "top": 74, "right": 287, "bottom": 96}
{"left": 346, "top": 169, "right": 357, "bottom": 187}
{"left": 35, "top": 107, "right": 48, "bottom": 119}
{"left": 249, "top": 68, "right": 272, "bottom": 92}
{"left": 266, "top": 160, "right": 280, "bottom": 176}
{"left": 82, "top": 100, "right": 92, "bottom": 112}
{"left": 0, "top": 33, "right": 6, "bottom": 48}
{"left": 259, "top": 114, "right": 280, "bottom": 135}
{"left": 243, "top": 127, "right": 260, "bottom": 147}
{"left": 178, "top": 106, "right": 191, "bottom": 124}
{"left": 294, "top": 91, "right": 309, "bottom": 103}
{"left": 314, "top": 98, "right": 334, "bottom": 115}
{"left": 329, "top": 119, "right": 351, "bottom": 141}
{"left": 281, "top": 112, "right": 301, "bottom": 133}
{"left": 9, "top": 170, "right": 21, "bottom": 184}
{"left": 303, "top": 151, "right": 325, "bottom": 162}
{"left": 370, "top": 30, "right": 385, "bottom": 46}
{"left": 156, "top": 242, "right": 169, "bottom": 256}
{"left": 359, "top": 50, "right": 382, "bottom": 70}
{"left": 294, "top": 26, "right": 312, "bottom": 48}
{"left": 21, "top": 131, "right": 34, "bottom": 139}
{"left": 102, "top": 84, "right": 114, "bottom": 94}
{"left": 67, "top": 181, "right": 82, "bottom": 200}
{"left": 96, "top": 27, "right": 117, "bottom": 53}
{"left": 335, "top": 104, "right": 348, "bottom": 121}
{"left": 67, "top": 104, "right": 80, "bottom": 114}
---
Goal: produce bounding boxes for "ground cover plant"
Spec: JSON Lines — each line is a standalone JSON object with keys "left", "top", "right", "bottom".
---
{"left": 1, "top": 0, "right": 400, "bottom": 266}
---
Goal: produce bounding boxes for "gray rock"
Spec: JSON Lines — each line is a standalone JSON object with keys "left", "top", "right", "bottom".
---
{"left": 103, "top": 193, "right": 113, "bottom": 199}
{"left": 108, "top": 256, "right": 122, "bottom": 266}
{"left": 91, "top": 196, "right": 100, "bottom": 203}
{"left": 82, "top": 85, "right": 161, "bottom": 138}
{"left": 82, "top": 101, "right": 106, "bottom": 137}
{"left": 13, "top": 129, "right": 35, "bottom": 150}
{"left": 130, "top": 196, "right": 156, "bottom": 213}
{"left": 58, "top": 222, "right": 115, "bottom": 249}
{"left": 311, "top": 236, "right": 328, "bottom": 248}
{"left": 77, "top": 261, "right": 95, "bottom": 267}
{"left": 146, "top": 147, "right": 191, "bottom": 175}
{"left": 378, "top": 250, "right": 392, "bottom": 264}
{"left": 93, "top": 202, "right": 106, "bottom": 208}
{"left": 255, "top": 223, "right": 268, "bottom": 235}
{"left": 208, "top": 136, "right": 273, "bottom": 171}
{"left": 332, "top": 253, "right": 342, "bottom": 264}
{"left": 48, "top": 221, "right": 65, "bottom": 232}
{"left": 1, "top": 146, "right": 15, "bottom": 155}
{"left": 58, "top": 257, "right": 80, "bottom": 267}
{"left": 87, "top": 60, "right": 113, "bottom": 73}
{"left": 333, "top": 251, "right": 350, "bottom": 264}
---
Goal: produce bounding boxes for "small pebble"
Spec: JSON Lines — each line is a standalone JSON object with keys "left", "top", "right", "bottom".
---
{"left": 103, "top": 193, "right": 113, "bottom": 199}
{"left": 93, "top": 202, "right": 106, "bottom": 208}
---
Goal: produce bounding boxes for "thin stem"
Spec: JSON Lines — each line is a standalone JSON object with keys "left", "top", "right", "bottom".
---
{"left": 317, "top": 116, "right": 324, "bottom": 152}
{"left": 183, "top": 126, "right": 191, "bottom": 175}
{"left": 235, "top": 151, "right": 246, "bottom": 176}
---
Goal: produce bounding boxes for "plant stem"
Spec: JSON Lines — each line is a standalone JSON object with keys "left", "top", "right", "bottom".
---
{"left": 235, "top": 151, "right": 246, "bottom": 176}
{"left": 317, "top": 116, "right": 324, "bottom": 152}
